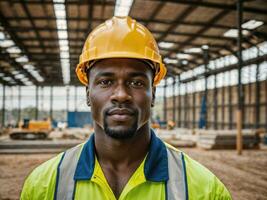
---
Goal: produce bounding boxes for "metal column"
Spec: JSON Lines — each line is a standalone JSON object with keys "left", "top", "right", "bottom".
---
{"left": 228, "top": 84, "right": 233, "bottom": 129}
{"left": 2, "top": 85, "right": 5, "bottom": 127}
{"left": 66, "top": 86, "right": 70, "bottom": 116}
{"left": 265, "top": 79, "right": 267, "bottom": 131}
{"left": 172, "top": 77, "right": 176, "bottom": 123}
{"left": 18, "top": 86, "right": 21, "bottom": 124}
{"left": 41, "top": 86, "right": 44, "bottom": 119}
{"left": 222, "top": 81, "right": 225, "bottom": 129}
{"left": 203, "top": 48, "right": 209, "bottom": 129}
{"left": 178, "top": 76, "right": 182, "bottom": 127}
{"left": 184, "top": 83, "right": 188, "bottom": 128}
{"left": 50, "top": 86, "right": 53, "bottom": 120}
{"left": 193, "top": 81, "right": 196, "bottom": 128}
{"left": 255, "top": 49, "right": 260, "bottom": 129}
{"left": 214, "top": 74, "right": 218, "bottom": 129}
{"left": 75, "top": 86, "right": 78, "bottom": 112}
{"left": 35, "top": 86, "right": 39, "bottom": 120}
{"left": 163, "top": 79, "right": 167, "bottom": 122}
{"left": 236, "top": 0, "right": 244, "bottom": 155}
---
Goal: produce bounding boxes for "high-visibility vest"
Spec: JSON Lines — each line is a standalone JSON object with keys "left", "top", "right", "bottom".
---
{"left": 55, "top": 144, "right": 188, "bottom": 200}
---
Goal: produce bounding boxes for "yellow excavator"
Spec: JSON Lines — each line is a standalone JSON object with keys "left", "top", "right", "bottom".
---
{"left": 9, "top": 118, "right": 52, "bottom": 140}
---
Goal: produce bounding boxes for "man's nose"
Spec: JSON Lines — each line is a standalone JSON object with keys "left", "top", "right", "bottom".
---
{"left": 110, "top": 83, "right": 132, "bottom": 104}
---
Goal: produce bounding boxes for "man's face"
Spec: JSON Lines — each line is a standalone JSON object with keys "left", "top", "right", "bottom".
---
{"left": 87, "top": 58, "right": 155, "bottom": 140}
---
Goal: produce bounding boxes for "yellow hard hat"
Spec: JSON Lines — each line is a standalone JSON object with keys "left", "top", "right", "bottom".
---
{"left": 76, "top": 16, "right": 167, "bottom": 86}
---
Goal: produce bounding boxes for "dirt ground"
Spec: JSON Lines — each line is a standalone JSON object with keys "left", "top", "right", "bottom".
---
{"left": 0, "top": 148, "right": 266, "bottom": 200}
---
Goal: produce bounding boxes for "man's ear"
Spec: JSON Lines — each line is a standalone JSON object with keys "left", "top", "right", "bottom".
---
{"left": 86, "top": 86, "right": 90, "bottom": 107}
{"left": 151, "top": 87, "right": 156, "bottom": 107}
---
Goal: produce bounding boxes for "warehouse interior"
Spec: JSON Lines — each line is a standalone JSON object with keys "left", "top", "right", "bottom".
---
{"left": 0, "top": 0, "right": 267, "bottom": 199}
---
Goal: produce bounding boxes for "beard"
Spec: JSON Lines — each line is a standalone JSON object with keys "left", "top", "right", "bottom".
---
{"left": 103, "top": 108, "right": 138, "bottom": 140}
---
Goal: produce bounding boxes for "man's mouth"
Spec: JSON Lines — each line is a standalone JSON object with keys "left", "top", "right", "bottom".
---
{"left": 107, "top": 108, "right": 135, "bottom": 121}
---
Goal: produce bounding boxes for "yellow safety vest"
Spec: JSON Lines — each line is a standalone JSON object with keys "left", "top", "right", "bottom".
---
{"left": 21, "top": 130, "right": 232, "bottom": 200}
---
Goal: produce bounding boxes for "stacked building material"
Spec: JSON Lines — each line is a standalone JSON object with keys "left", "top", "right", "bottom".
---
{"left": 196, "top": 129, "right": 260, "bottom": 149}
{"left": 156, "top": 128, "right": 196, "bottom": 147}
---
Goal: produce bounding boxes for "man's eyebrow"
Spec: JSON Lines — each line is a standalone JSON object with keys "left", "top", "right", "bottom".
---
{"left": 128, "top": 72, "right": 149, "bottom": 79}
{"left": 94, "top": 72, "right": 115, "bottom": 79}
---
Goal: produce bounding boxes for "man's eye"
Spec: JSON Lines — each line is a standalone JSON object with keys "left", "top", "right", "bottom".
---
{"left": 98, "top": 80, "right": 113, "bottom": 86}
{"left": 129, "top": 80, "right": 144, "bottom": 87}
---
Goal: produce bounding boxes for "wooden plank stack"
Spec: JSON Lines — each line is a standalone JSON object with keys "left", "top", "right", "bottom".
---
{"left": 196, "top": 129, "right": 260, "bottom": 150}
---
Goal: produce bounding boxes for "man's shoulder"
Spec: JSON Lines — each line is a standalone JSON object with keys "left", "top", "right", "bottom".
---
{"left": 20, "top": 152, "right": 64, "bottom": 199}
{"left": 183, "top": 152, "right": 231, "bottom": 199}
{"left": 30, "top": 152, "right": 64, "bottom": 181}
{"left": 164, "top": 143, "right": 231, "bottom": 199}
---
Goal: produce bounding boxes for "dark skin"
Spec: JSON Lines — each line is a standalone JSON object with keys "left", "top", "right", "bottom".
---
{"left": 86, "top": 58, "right": 156, "bottom": 199}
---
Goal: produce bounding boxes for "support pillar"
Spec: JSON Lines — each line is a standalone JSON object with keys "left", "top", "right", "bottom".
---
{"left": 50, "top": 86, "right": 53, "bottom": 120}
{"left": 75, "top": 86, "right": 78, "bottom": 112}
{"left": 255, "top": 49, "right": 260, "bottom": 129}
{"left": 18, "top": 86, "right": 21, "bottom": 124}
{"left": 193, "top": 81, "right": 196, "bottom": 128}
{"left": 178, "top": 76, "right": 182, "bottom": 127}
{"left": 222, "top": 79, "right": 225, "bottom": 129}
{"left": 236, "top": 0, "right": 244, "bottom": 155}
{"left": 163, "top": 79, "right": 167, "bottom": 123}
{"left": 172, "top": 77, "right": 176, "bottom": 124}
{"left": 66, "top": 86, "right": 70, "bottom": 114}
{"left": 184, "top": 83, "right": 188, "bottom": 128}
{"left": 2, "top": 85, "right": 5, "bottom": 127}
{"left": 214, "top": 74, "right": 218, "bottom": 129}
{"left": 203, "top": 47, "right": 209, "bottom": 129}
{"left": 35, "top": 86, "right": 39, "bottom": 120}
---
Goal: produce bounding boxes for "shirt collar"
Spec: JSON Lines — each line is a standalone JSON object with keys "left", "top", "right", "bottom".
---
{"left": 74, "top": 129, "right": 169, "bottom": 182}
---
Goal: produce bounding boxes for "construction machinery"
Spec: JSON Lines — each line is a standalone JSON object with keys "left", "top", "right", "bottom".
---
{"left": 9, "top": 118, "right": 52, "bottom": 140}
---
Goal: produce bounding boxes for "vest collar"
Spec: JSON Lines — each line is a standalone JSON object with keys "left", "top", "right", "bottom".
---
{"left": 74, "top": 129, "right": 169, "bottom": 182}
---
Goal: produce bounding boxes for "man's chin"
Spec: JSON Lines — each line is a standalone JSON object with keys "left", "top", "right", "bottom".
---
{"left": 104, "top": 125, "right": 137, "bottom": 140}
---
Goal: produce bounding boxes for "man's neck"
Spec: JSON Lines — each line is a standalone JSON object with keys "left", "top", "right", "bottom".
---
{"left": 94, "top": 124, "right": 151, "bottom": 168}
{"left": 93, "top": 124, "right": 151, "bottom": 198}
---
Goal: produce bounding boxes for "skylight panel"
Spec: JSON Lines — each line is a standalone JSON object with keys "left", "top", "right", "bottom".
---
{"left": 242, "top": 20, "right": 263, "bottom": 30}
{"left": 159, "top": 42, "right": 175, "bottom": 49}
{"left": 53, "top": 0, "right": 70, "bottom": 85}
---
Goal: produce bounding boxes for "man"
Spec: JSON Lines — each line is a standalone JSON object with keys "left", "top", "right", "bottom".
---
{"left": 21, "top": 16, "right": 231, "bottom": 200}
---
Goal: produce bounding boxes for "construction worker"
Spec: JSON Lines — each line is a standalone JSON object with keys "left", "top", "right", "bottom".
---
{"left": 20, "top": 16, "right": 231, "bottom": 200}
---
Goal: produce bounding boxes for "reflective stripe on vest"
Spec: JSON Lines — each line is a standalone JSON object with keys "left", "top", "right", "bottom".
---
{"left": 55, "top": 145, "right": 81, "bottom": 200}
{"left": 55, "top": 145, "right": 187, "bottom": 200}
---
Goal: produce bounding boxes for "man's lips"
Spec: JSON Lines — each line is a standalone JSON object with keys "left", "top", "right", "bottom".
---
{"left": 107, "top": 108, "right": 135, "bottom": 121}
{"left": 107, "top": 108, "right": 134, "bottom": 115}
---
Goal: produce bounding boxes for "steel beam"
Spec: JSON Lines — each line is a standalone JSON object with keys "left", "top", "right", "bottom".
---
{"left": 157, "top": 6, "right": 196, "bottom": 42}
{"left": 180, "top": 54, "right": 267, "bottom": 83}
{"left": 4, "top": 16, "right": 266, "bottom": 31}
{"left": 150, "top": 0, "right": 267, "bottom": 15}
{"left": 0, "top": 12, "right": 47, "bottom": 80}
